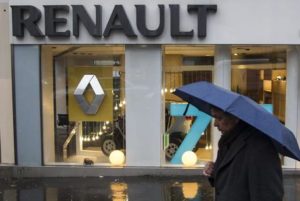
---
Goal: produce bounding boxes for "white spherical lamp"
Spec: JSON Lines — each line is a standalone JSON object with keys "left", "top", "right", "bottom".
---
{"left": 109, "top": 150, "right": 125, "bottom": 166}
{"left": 181, "top": 151, "right": 197, "bottom": 167}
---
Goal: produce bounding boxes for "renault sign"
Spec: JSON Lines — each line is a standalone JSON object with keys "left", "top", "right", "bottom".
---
{"left": 74, "top": 74, "right": 105, "bottom": 115}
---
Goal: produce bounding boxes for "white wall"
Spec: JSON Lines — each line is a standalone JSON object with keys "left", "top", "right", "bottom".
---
{"left": 125, "top": 45, "right": 163, "bottom": 166}
{"left": 10, "top": 0, "right": 300, "bottom": 45}
{"left": 0, "top": 3, "right": 14, "bottom": 164}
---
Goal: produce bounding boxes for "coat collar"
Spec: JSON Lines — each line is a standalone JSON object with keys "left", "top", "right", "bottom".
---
{"left": 215, "top": 126, "right": 252, "bottom": 175}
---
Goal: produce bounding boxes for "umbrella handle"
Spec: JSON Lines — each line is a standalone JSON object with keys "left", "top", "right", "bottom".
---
{"left": 183, "top": 104, "right": 190, "bottom": 116}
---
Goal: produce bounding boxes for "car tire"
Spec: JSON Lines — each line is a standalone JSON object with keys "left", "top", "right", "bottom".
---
{"left": 165, "top": 138, "right": 182, "bottom": 161}
{"left": 101, "top": 137, "right": 117, "bottom": 156}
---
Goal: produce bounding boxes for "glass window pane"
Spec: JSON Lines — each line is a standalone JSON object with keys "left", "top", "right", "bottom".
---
{"left": 231, "top": 45, "right": 287, "bottom": 122}
{"left": 163, "top": 45, "right": 214, "bottom": 166}
{"left": 231, "top": 45, "right": 287, "bottom": 164}
{"left": 42, "top": 45, "right": 126, "bottom": 165}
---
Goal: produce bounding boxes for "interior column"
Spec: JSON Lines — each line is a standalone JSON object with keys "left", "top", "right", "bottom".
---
{"left": 212, "top": 45, "right": 231, "bottom": 160}
{"left": 286, "top": 46, "right": 300, "bottom": 168}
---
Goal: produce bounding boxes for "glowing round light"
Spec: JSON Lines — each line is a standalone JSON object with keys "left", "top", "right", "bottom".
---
{"left": 181, "top": 151, "right": 197, "bottom": 167}
{"left": 109, "top": 150, "right": 125, "bottom": 166}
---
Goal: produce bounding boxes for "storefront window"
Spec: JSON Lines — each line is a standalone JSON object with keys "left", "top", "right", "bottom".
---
{"left": 231, "top": 45, "right": 287, "bottom": 123}
{"left": 42, "top": 45, "right": 126, "bottom": 165}
{"left": 231, "top": 45, "right": 287, "bottom": 164}
{"left": 162, "top": 45, "right": 214, "bottom": 166}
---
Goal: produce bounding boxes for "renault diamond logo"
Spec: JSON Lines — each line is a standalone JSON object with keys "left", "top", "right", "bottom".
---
{"left": 74, "top": 74, "right": 105, "bottom": 115}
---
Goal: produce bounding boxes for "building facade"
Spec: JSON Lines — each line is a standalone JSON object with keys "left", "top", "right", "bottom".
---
{"left": 1, "top": 0, "right": 300, "bottom": 171}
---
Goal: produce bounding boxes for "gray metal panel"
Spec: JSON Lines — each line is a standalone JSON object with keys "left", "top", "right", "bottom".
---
{"left": 14, "top": 45, "right": 42, "bottom": 166}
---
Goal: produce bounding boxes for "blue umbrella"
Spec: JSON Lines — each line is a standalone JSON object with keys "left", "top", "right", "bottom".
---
{"left": 173, "top": 81, "right": 300, "bottom": 161}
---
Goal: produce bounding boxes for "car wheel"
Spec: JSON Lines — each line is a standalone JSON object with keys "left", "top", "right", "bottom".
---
{"left": 165, "top": 138, "right": 182, "bottom": 161}
{"left": 101, "top": 138, "right": 117, "bottom": 156}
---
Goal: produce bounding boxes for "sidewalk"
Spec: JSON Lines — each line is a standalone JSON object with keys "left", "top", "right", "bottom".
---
{"left": 0, "top": 174, "right": 299, "bottom": 201}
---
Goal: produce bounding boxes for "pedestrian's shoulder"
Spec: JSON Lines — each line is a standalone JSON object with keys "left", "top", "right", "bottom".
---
{"left": 245, "top": 128, "right": 274, "bottom": 150}
{"left": 244, "top": 128, "right": 280, "bottom": 163}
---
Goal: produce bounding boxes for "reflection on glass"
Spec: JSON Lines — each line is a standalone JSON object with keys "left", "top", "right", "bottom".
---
{"left": 110, "top": 182, "right": 128, "bottom": 201}
{"left": 181, "top": 182, "right": 199, "bottom": 199}
{"left": 170, "top": 181, "right": 204, "bottom": 201}
{"left": 1, "top": 176, "right": 297, "bottom": 201}
{"left": 0, "top": 177, "right": 217, "bottom": 201}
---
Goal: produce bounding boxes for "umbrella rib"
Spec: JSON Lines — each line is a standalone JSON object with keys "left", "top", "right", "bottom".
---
{"left": 223, "top": 95, "right": 242, "bottom": 113}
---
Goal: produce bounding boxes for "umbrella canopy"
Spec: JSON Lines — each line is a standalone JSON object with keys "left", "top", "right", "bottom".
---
{"left": 173, "top": 81, "right": 300, "bottom": 161}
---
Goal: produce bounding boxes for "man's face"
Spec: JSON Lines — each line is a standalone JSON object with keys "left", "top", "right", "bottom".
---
{"left": 211, "top": 108, "right": 239, "bottom": 135}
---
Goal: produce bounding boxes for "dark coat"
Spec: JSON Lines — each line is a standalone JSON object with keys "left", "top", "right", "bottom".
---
{"left": 210, "top": 125, "right": 283, "bottom": 201}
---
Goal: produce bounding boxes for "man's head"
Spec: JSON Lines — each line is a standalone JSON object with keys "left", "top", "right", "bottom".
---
{"left": 211, "top": 107, "right": 240, "bottom": 135}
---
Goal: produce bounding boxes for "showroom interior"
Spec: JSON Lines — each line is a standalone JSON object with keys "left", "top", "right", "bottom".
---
{"left": 38, "top": 44, "right": 288, "bottom": 166}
